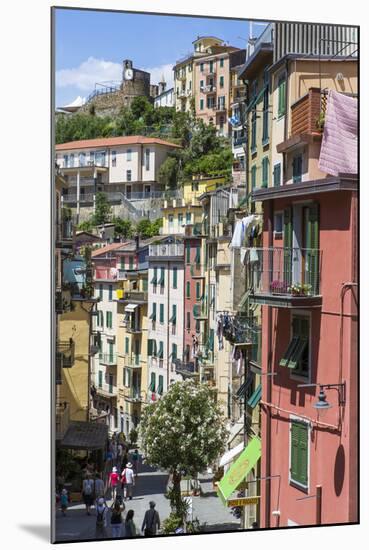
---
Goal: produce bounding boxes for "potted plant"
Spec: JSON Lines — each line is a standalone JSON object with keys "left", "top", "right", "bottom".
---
{"left": 288, "top": 283, "right": 312, "bottom": 296}
{"left": 316, "top": 111, "right": 325, "bottom": 132}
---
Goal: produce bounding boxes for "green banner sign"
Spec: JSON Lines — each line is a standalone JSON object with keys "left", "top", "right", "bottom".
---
{"left": 217, "top": 436, "right": 261, "bottom": 505}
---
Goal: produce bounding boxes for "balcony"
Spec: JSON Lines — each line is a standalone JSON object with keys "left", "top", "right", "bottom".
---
{"left": 246, "top": 247, "right": 322, "bottom": 308}
{"left": 201, "top": 85, "right": 216, "bottom": 94}
{"left": 277, "top": 88, "right": 325, "bottom": 154}
{"left": 184, "top": 223, "right": 208, "bottom": 238}
{"left": 233, "top": 136, "right": 247, "bottom": 148}
{"left": 126, "top": 323, "right": 142, "bottom": 334}
{"left": 96, "top": 383, "right": 118, "bottom": 398}
{"left": 124, "top": 355, "right": 142, "bottom": 368}
{"left": 57, "top": 339, "right": 75, "bottom": 368}
{"left": 55, "top": 219, "right": 74, "bottom": 248}
{"left": 177, "top": 89, "right": 187, "bottom": 99}
{"left": 99, "top": 352, "right": 118, "bottom": 366}
{"left": 193, "top": 304, "right": 208, "bottom": 320}
{"left": 124, "top": 386, "right": 144, "bottom": 403}
{"left": 118, "top": 290, "right": 148, "bottom": 303}
{"left": 55, "top": 289, "right": 71, "bottom": 314}
{"left": 117, "top": 269, "right": 138, "bottom": 280}
{"left": 174, "top": 360, "right": 199, "bottom": 378}
{"left": 56, "top": 402, "right": 70, "bottom": 440}
{"left": 190, "top": 264, "right": 206, "bottom": 278}
{"left": 214, "top": 103, "right": 226, "bottom": 113}
{"left": 149, "top": 243, "right": 184, "bottom": 259}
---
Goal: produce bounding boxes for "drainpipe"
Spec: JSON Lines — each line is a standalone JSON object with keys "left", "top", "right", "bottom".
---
{"left": 264, "top": 200, "right": 274, "bottom": 528}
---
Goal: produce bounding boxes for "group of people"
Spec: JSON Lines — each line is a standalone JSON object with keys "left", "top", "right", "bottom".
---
{"left": 94, "top": 499, "right": 160, "bottom": 539}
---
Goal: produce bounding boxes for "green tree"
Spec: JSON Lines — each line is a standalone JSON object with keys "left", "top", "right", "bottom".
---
{"left": 139, "top": 380, "right": 227, "bottom": 516}
{"left": 158, "top": 156, "right": 179, "bottom": 190}
{"left": 113, "top": 217, "right": 133, "bottom": 238}
{"left": 150, "top": 217, "right": 163, "bottom": 236}
{"left": 135, "top": 218, "right": 153, "bottom": 239}
{"left": 77, "top": 219, "right": 94, "bottom": 232}
{"left": 91, "top": 192, "right": 112, "bottom": 226}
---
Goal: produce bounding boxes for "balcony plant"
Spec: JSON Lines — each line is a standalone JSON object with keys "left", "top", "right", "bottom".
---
{"left": 316, "top": 111, "right": 325, "bottom": 132}
{"left": 270, "top": 280, "right": 288, "bottom": 294}
{"left": 288, "top": 283, "right": 312, "bottom": 296}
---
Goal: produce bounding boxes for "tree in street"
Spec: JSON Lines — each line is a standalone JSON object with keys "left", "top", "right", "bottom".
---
{"left": 91, "top": 192, "right": 112, "bottom": 226}
{"left": 139, "top": 380, "right": 227, "bottom": 519}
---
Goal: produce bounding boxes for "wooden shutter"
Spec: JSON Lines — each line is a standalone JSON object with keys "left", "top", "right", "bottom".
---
{"left": 273, "top": 163, "right": 281, "bottom": 187}
{"left": 306, "top": 203, "right": 320, "bottom": 294}
{"left": 291, "top": 421, "right": 308, "bottom": 486}
{"left": 160, "top": 304, "right": 164, "bottom": 323}
{"left": 186, "top": 281, "right": 190, "bottom": 298}
{"left": 290, "top": 422, "right": 300, "bottom": 481}
{"left": 147, "top": 339, "right": 153, "bottom": 356}
{"left": 125, "top": 337, "right": 129, "bottom": 354}
{"left": 283, "top": 207, "right": 293, "bottom": 288}
{"left": 173, "top": 268, "right": 177, "bottom": 288}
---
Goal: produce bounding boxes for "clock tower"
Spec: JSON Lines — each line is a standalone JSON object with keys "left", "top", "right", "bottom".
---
{"left": 123, "top": 59, "right": 134, "bottom": 81}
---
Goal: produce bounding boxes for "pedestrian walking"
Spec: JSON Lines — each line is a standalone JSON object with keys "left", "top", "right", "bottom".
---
{"left": 94, "top": 472, "right": 105, "bottom": 501}
{"left": 109, "top": 499, "right": 124, "bottom": 538}
{"left": 60, "top": 488, "right": 68, "bottom": 516}
{"left": 121, "top": 450, "right": 128, "bottom": 470}
{"left": 125, "top": 509, "right": 137, "bottom": 537}
{"left": 82, "top": 473, "right": 95, "bottom": 515}
{"left": 131, "top": 449, "right": 139, "bottom": 476}
{"left": 95, "top": 497, "right": 108, "bottom": 539}
{"left": 117, "top": 443, "right": 123, "bottom": 471}
{"left": 141, "top": 501, "right": 160, "bottom": 536}
{"left": 108, "top": 466, "right": 120, "bottom": 501}
{"left": 121, "top": 462, "right": 135, "bottom": 501}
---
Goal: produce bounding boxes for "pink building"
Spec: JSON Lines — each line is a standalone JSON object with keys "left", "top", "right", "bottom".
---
{"left": 249, "top": 94, "right": 358, "bottom": 526}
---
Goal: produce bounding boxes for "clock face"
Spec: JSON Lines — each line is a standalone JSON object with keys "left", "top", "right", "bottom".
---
{"left": 125, "top": 68, "right": 133, "bottom": 80}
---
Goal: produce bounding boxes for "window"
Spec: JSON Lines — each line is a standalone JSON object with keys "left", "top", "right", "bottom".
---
{"left": 189, "top": 80, "right": 192, "bottom": 89}
{"left": 145, "top": 149, "right": 150, "bottom": 171}
{"left": 186, "top": 212, "right": 191, "bottom": 225}
{"left": 168, "top": 215, "right": 174, "bottom": 229}
{"left": 273, "top": 163, "right": 281, "bottom": 187}
{"left": 251, "top": 165, "right": 257, "bottom": 189}
{"left": 173, "top": 267, "right": 178, "bottom": 289}
{"left": 279, "top": 315, "right": 310, "bottom": 378}
{"left": 98, "top": 370, "right": 103, "bottom": 388}
{"left": 251, "top": 107, "right": 257, "bottom": 151}
{"left": 196, "top": 282, "right": 201, "bottom": 300}
{"left": 262, "top": 157, "right": 269, "bottom": 188}
{"left": 159, "top": 267, "right": 165, "bottom": 286}
{"left": 142, "top": 278, "right": 148, "bottom": 292}
{"left": 274, "top": 212, "right": 284, "bottom": 237}
{"left": 151, "top": 267, "right": 158, "bottom": 285}
{"left": 186, "top": 281, "right": 191, "bottom": 298}
{"left": 150, "top": 372, "right": 156, "bottom": 392}
{"left": 194, "top": 245, "right": 201, "bottom": 265}
{"left": 79, "top": 152, "right": 86, "bottom": 166}
{"left": 209, "top": 61, "right": 214, "bottom": 73}
{"left": 158, "top": 341, "right": 164, "bottom": 359}
{"left": 126, "top": 170, "right": 132, "bottom": 182}
{"left": 150, "top": 303, "right": 157, "bottom": 321}
{"left": 112, "top": 151, "right": 116, "bottom": 167}
{"left": 159, "top": 304, "right": 164, "bottom": 323}
{"left": 100, "top": 310, "right": 104, "bottom": 328}
{"left": 108, "top": 284, "right": 113, "bottom": 301}
{"left": 158, "top": 375, "right": 164, "bottom": 395}
{"left": 195, "top": 320, "right": 200, "bottom": 334}
{"left": 90, "top": 151, "right": 95, "bottom": 164}
{"left": 200, "top": 63, "right": 204, "bottom": 72}
{"left": 63, "top": 154, "right": 69, "bottom": 167}
{"left": 200, "top": 79, "right": 204, "bottom": 90}
{"left": 262, "top": 84, "right": 269, "bottom": 143}
{"left": 125, "top": 337, "right": 129, "bottom": 355}
{"left": 106, "top": 311, "right": 113, "bottom": 329}
{"left": 124, "top": 368, "right": 131, "bottom": 388}
{"left": 171, "top": 343, "right": 177, "bottom": 361}
{"left": 290, "top": 420, "right": 309, "bottom": 488}
{"left": 186, "top": 311, "right": 191, "bottom": 330}
{"left": 220, "top": 58, "right": 224, "bottom": 68}
{"left": 99, "top": 284, "right": 103, "bottom": 300}
{"left": 70, "top": 154, "right": 75, "bottom": 167}
{"left": 108, "top": 342, "right": 114, "bottom": 362}
{"left": 200, "top": 99, "right": 204, "bottom": 110}
{"left": 219, "top": 75, "right": 224, "bottom": 88}
{"left": 292, "top": 155, "right": 303, "bottom": 183}
{"left": 147, "top": 339, "right": 153, "bottom": 356}
{"left": 278, "top": 74, "right": 286, "bottom": 117}
{"left": 129, "top": 256, "right": 134, "bottom": 270}
{"left": 191, "top": 182, "right": 199, "bottom": 192}
{"left": 127, "top": 149, "right": 132, "bottom": 161}
{"left": 170, "top": 304, "right": 177, "bottom": 324}
{"left": 207, "top": 96, "right": 215, "bottom": 109}
{"left": 208, "top": 329, "right": 215, "bottom": 352}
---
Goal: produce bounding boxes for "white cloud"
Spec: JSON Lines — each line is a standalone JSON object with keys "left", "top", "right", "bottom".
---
{"left": 56, "top": 57, "right": 121, "bottom": 91}
{"left": 143, "top": 63, "right": 174, "bottom": 89}
{"left": 56, "top": 57, "right": 175, "bottom": 93}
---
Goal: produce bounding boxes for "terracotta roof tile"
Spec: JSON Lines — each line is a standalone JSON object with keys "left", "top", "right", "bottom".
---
{"left": 91, "top": 242, "right": 127, "bottom": 257}
{"left": 56, "top": 135, "right": 181, "bottom": 151}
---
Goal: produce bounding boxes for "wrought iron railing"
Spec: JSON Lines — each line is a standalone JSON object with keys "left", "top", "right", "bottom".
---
{"left": 246, "top": 247, "right": 321, "bottom": 297}
{"left": 149, "top": 243, "right": 184, "bottom": 257}
{"left": 99, "top": 352, "right": 118, "bottom": 366}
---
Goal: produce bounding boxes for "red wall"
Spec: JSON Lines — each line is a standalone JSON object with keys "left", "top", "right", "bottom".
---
{"left": 260, "top": 191, "right": 358, "bottom": 527}
{"left": 184, "top": 238, "right": 203, "bottom": 357}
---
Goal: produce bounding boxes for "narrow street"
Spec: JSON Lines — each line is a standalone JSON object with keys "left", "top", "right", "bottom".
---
{"left": 55, "top": 460, "right": 239, "bottom": 541}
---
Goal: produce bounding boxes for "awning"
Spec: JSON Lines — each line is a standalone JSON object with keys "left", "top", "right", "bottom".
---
{"left": 219, "top": 442, "right": 244, "bottom": 468}
{"left": 227, "top": 416, "right": 244, "bottom": 444}
{"left": 236, "top": 372, "right": 254, "bottom": 399}
{"left": 248, "top": 384, "right": 262, "bottom": 409}
{"left": 217, "top": 436, "right": 261, "bottom": 505}
{"left": 125, "top": 304, "right": 138, "bottom": 313}
{"left": 61, "top": 421, "right": 109, "bottom": 451}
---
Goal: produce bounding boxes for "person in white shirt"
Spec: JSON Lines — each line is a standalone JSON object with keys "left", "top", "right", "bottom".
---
{"left": 121, "top": 462, "right": 135, "bottom": 501}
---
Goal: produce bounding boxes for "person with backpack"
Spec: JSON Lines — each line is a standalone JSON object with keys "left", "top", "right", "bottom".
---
{"left": 121, "top": 462, "right": 135, "bottom": 501}
{"left": 109, "top": 499, "right": 124, "bottom": 538}
{"left": 82, "top": 473, "right": 95, "bottom": 515}
{"left": 60, "top": 488, "right": 68, "bottom": 517}
{"left": 131, "top": 449, "right": 139, "bottom": 476}
{"left": 95, "top": 497, "right": 108, "bottom": 539}
{"left": 108, "top": 466, "right": 120, "bottom": 501}
{"left": 141, "top": 501, "right": 160, "bottom": 536}
{"left": 125, "top": 509, "right": 137, "bottom": 537}
{"left": 94, "top": 472, "right": 105, "bottom": 501}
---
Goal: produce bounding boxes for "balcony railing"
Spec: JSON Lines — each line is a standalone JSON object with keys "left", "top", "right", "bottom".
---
{"left": 201, "top": 85, "right": 216, "bottom": 94}
{"left": 149, "top": 243, "right": 184, "bottom": 258}
{"left": 99, "top": 352, "right": 118, "bottom": 366}
{"left": 124, "top": 386, "right": 144, "bottom": 402}
{"left": 126, "top": 324, "right": 142, "bottom": 334}
{"left": 124, "top": 355, "right": 142, "bottom": 368}
{"left": 291, "top": 88, "right": 326, "bottom": 138}
{"left": 56, "top": 402, "right": 70, "bottom": 439}
{"left": 55, "top": 220, "right": 74, "bottom": 246}
{"left": 233, "top": 136, "right": 247, "bottom": 147}
{"left": 57, "top": 339, "right": 75, "bottom": 368}
{"left": 119, "top": 291, "right": 148, "bottom": 303}
{"left": 97, "top": 383, "right": 118, "bottom": 397}
{"left": 174, "top": 360, "right": 199, "bottom": 377}
{"left": 246, "top": 247, "right": 322, "bottom": 307}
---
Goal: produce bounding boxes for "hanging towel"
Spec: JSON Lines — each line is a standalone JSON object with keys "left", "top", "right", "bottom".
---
{"left": 318, "top": 90, "right": 357, "bottom": 177}
{"left": 230, "top": 216, "right": 254, "bottom": 248}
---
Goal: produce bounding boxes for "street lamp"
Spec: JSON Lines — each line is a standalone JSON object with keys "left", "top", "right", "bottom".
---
{"left": 297, "top": 382, "right": 346, "bottom": 417}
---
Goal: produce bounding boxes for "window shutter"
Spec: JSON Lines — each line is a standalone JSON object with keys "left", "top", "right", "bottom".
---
{"left": 290, "top": 422, "right": 300, "bottom": 481}
{"left": 125, "top": 337, "right": 129, "bottom": 354}
{"left": 298, "top": 423, "right": 308, "bottom": 485}
{"left": 273, "top": 163, "right": 281, "bottom": 187}
{"left": 173, "top": 268, "right": 178, "bottom": 288}
{"left": 283, "top": 207, "right": 293, "bottom": 288}
{"left": 160, "top": 304, "right": 164, "bottom": 323}
{"left": 306, "top": 203, "right": 320, "bottom": 294}
{"left": 186, "top": 281, "right": 191, "bottom": 298}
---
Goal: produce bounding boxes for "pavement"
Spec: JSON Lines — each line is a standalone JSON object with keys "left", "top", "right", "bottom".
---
{"left": 55, "top": 461, "right": 240, "bottom": 542}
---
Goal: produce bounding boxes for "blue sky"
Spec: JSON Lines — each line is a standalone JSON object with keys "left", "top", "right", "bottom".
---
{"left": 55, "top": 8, "right": 268, "bottom": 108}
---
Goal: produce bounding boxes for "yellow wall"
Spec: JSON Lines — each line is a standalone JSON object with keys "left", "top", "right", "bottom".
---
{"left": 59, "top": 300, "right": 94, "bottom": 421}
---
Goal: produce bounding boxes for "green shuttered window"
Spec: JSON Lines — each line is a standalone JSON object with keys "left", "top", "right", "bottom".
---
{"left": 278, "top": 74, "right": 286, "bottom": 117}
{"left": 262, "top": 157, "right": 269, "bottom": 188}
{"left": 173, "top": 267, "right": 178, "bottom": 289}
{"left": 251, "top": 165, "right": 257, "bottom": 189}
{"left": 273, "top": 163, "right": 281, "bottom": 187}
{"left": 186, "top": 281, "right": 191, "bottom": 298}
{"left": 159, "top": 304, "right": 164, "bottom": 323}
{"left": 290, "top": 421, "right": 309, "bottom": 487}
